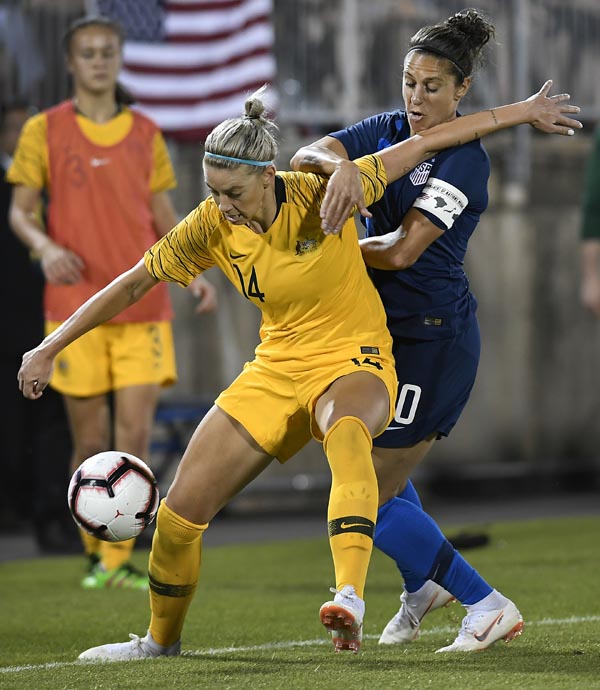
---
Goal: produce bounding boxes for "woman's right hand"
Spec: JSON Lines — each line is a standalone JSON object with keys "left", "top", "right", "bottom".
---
{"left": 39, "top": 241, "right": 85, "bottom": 285}
{"left": 321, "top": 159, "right": 372, "bottom": 235}
{"left": 18, "top": 346, "right": 55, "bottom": 400}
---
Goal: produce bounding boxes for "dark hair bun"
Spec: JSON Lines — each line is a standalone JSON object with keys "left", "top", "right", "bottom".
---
{"left": 409, "top": 7, "right": 496, "bottom": 78}
{"left": 447, "top": 9, "right": 494, "bottom": 48}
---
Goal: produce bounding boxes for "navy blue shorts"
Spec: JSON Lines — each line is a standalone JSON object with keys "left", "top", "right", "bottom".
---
{"left": 374, "top": 320, "right": 481, "bottom": 448}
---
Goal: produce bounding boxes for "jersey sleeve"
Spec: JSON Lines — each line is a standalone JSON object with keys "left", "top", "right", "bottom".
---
{"left": 282, "top": 156, "right": 386, "bottom": 221}
{"left": 355, "top": 154, "right": 388, "bottom": 207}
{"left": 150, "top": 131, "right": 177, "bottom": 194}
{"left": 144, "top": 200, "right": 217, "bottom": 286}
{"left": 413, "top": 144, "right": 490, "bottom": 230}
{"left": 6, "top": 113, "right": 48, "bottom": 189}
{"left": 329, "top": 113, "right": 390, "bottom": 160}
{"left": 281, "top": 170, "right": 325, "bottom": 212}
{"left": 581, "top": 126, "right": 600, "bottom": 240}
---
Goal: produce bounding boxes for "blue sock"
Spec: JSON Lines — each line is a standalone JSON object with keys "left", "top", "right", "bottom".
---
{"left": 375, "top": 497, "right": 492, "bottom": 603}
{"left": 397, "top": 479, "right": 422, "bottom": 509}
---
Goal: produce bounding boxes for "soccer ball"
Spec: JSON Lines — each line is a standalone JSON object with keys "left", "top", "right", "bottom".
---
{"left": 68, "top": 451, "right": 159, "bottom": 542}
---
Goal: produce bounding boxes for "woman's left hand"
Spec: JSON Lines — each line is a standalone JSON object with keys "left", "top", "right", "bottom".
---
{"left": 525, "top": 80, "right": 583, "bottom": 135}
{"left": 321, "top": 160, "right": 372, "bottom": 235}
{"left": 188, "top": 275, "right": 218, "bottom": 314}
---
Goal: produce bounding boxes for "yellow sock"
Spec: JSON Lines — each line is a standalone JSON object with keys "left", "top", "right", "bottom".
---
{"left": 79, "top": 529, "right": 102, "bottom": 558}
{"left": 323, "top": 416, "right": 377, "bottom": 599}
{"left": 148, "top": 500, "right": 207, "bottom": 647}
{"left": 100, "top": 538, "right": 136, "bottom": 571}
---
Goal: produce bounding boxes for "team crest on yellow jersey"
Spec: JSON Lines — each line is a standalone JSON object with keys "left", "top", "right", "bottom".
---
{"left": 295, "top": 239, "right": 318, "bottom": 256}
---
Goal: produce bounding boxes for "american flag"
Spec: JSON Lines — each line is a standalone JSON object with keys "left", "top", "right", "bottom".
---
{"left": 96, "top": 0, "right": 276, "bottom": 141}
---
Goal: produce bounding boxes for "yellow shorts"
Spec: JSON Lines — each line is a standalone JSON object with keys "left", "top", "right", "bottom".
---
{"left": 46, "top": 321, "right": 177, "bottom": 397}
{"left": 216, "top": 347, "right": 397, "bottom": 463}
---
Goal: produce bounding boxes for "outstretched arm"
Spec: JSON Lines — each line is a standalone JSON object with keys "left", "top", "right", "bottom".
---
{"left": 378, "top": 80, "right": 580, "bottom": 184}
{"left": 18, "top": 260, "right": 158, "bottom": 399}
{"left": 293, "top": 80, "right": 582, "bottom": 234}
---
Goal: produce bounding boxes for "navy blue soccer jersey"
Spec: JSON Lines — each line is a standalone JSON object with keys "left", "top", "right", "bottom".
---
{"left": 330, "top": 110, "right": 490, "bottom": 340}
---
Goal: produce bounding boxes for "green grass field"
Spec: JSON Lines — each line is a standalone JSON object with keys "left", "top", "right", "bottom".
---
{"left": 1, "top": 514, "right": 599, "bottom": 690}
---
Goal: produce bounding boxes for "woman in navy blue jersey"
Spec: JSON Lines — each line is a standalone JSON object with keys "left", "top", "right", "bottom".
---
{"left": 292, "top": 9, "right": 577, "bottom": 652}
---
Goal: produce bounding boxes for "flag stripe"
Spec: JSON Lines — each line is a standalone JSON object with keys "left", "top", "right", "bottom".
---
{"left": 165, "top": 1, "right": 269, "bottom": 36}
{"left": 166, "top": 0, "right": 248, "bottom": 12}
{"left": 136, "top": 86, "right": 272, "bottom": 129}
{"left": 133, "top": 90, "right": 275, "bottom": 112}
{"left": 123, "top": 46, "right": 270, "bottom": 76}
{"left": 123, "top": 23, "right": 273, "bottom": 68}
{"left": 165, "top": 16, "right": 269, "bottom": 44}
{"left": 122, "top": 54, "right": 274, "bottom": 100}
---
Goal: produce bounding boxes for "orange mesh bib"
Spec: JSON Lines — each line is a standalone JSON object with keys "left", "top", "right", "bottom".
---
{"left": 45, "top": 102, "right": 173, "bottom": 322}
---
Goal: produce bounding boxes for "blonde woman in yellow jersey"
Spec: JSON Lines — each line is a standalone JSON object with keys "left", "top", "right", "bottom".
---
{"left": 8, "top": 16, "right": 216, "bottom": 590}
{"left": 19, "top": 85, "right": 580, "bottom": 658}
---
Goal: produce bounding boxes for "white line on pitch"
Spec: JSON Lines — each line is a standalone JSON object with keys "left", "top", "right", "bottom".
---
{"left": 2, "top": 615, "right": 599, "bottom": 674}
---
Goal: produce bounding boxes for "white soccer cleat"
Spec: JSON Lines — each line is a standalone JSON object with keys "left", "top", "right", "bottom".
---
{"left": 379, "top": 580, "right": 455, "bottom": 645}
{"left": 319, "top": 585, "right": 365, "bottom": 653}
{"left": 435, "top": 600, "right": 524, "bottom": 653}
{"left": 78, "top": 631, "right": 181, "bottom": 662}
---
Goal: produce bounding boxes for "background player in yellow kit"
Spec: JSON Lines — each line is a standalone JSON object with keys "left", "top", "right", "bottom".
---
{"left": 18, "top": 83, "right": 580, "bottom": 658}
{"left": 8, "top": 16, "right": 216, "bottom": 589}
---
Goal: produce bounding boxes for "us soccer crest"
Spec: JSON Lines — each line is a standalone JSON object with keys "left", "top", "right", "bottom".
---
{"left": 409, "top": 161, "right": 433, "bottom": 186}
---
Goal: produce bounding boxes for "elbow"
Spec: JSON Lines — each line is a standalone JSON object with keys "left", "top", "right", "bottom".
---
{"left": 125, "top": 279, "right": 153, "bottom": 307}
{"left": 387, "top": 251, "right": 417, "bottom": 271}
{"left": 290, "top": 149, "right": 306, "bottom": 171}
{"left": 416, "top": 132, "right": 440, "bottom": 159}
{"left": 8, "top": 204, "right": 20, "bottom": 235}
{"left": 123, "top": 263, "right": 158, "bottom": 304}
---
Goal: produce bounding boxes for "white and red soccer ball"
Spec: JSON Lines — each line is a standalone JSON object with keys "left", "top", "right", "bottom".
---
{"left": 68, "top": 451, "right": 159, "bottom": 542}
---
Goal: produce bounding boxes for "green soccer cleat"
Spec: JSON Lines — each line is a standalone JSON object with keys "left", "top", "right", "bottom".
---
{"left": 81, "top": 561, "right": 149, "bottom": 590}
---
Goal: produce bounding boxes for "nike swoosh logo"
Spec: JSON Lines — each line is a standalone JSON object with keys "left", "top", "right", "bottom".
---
{"left": 421, "top": 594, "right": 441, "bottom": 618}
{"left": 387, "top": 426, "right": 405, "bottom": 430}
{"left": 340, "top": 521, "right": 371, "bottom": 530}
{"left": 90, "top": 157, "right": 110, "bottom": 167}
{"left": 229, "top": 252, "right": 245, "bottom": 259}
{"left": 473, "top": 612, "right": 504, "bottom": 642}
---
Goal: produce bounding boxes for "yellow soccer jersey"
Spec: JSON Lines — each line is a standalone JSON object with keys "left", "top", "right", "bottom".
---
{"left": 145, "top": 154, "right": 390, "bottom": 364}
{"left": 8, "top": 107, "right": 175, "bottom": 194}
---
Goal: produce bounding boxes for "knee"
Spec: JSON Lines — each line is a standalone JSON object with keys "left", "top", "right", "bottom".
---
{"left": 324, "top": 416, "right": 375, "bottom": 485}
{"left": 164, "top": 483, "right": 216, "bottom": 527}
{"left": 156, "top": 500, "right": 207, "bottom": 546}
{"left": 377, "top": 473, "right": 410, "bottom": 505}
{"left": 115, "top": 422, "right": 153, "bottom": 459}
{"left": 72, "top": 442, "right": 107, "bottom": 468}
{"left": 323, "top": 416, "right": 372, "bottom": 452}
